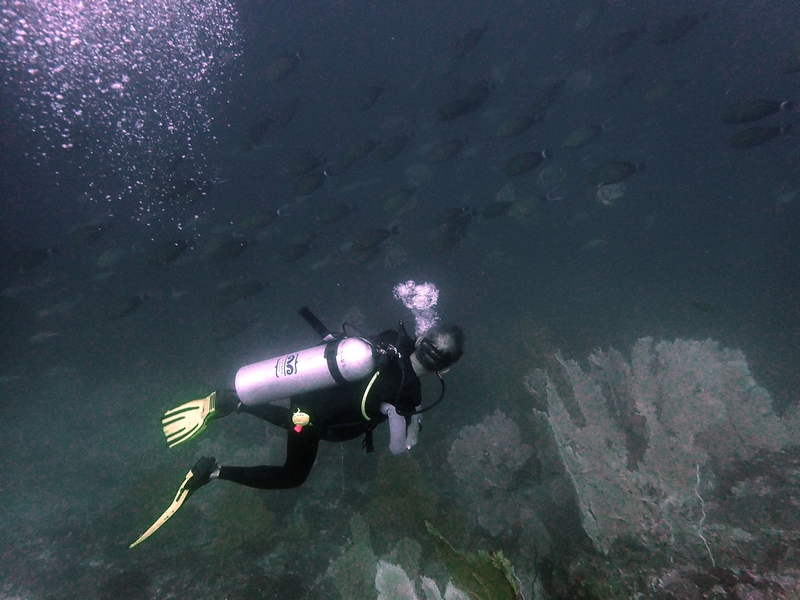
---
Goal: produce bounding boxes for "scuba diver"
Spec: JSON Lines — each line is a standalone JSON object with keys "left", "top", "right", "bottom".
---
{"left": 131, "top": 294, "right": 464, "bottom": 548}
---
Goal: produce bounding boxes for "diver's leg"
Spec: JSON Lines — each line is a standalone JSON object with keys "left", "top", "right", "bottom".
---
{"left": 238, "top": 402, "right": 293, "bottom": 430}
{"left": 217, "top": 429, "right": 319, "bottom": 489}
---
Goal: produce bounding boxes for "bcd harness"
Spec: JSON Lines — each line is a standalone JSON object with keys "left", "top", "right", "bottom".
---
{"left": 295, "top": 306, "right": 446, "bottom": 452}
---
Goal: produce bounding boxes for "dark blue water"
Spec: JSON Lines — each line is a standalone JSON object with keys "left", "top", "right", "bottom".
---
{"left": 1, "top": 0, "right": 799, "bottom": 597}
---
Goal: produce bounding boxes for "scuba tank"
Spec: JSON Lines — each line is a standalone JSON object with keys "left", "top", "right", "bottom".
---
{"left": 235, "top": 308, "right": 377, "bottom": 406}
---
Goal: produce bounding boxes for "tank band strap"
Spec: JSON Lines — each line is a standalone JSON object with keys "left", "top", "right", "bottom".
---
{"left": 324, "top": 340, "right": 346, "bottom": 384}
{"left": 361, "top": 371, "right": 380, "bottom": 420}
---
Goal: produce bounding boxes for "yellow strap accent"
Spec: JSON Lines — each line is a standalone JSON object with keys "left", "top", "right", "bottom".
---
{"left": 360, "top": 371, "right": 380, "bottom": 421}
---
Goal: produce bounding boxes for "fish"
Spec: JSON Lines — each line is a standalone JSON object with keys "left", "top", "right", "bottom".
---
{"left": 720, "top": 100, "right": 793, "bottom": 124}
{"left": 728, "top": 125, "right": 793, "bottom": 149}
{"left": 531, "top": 78, "right": 567, "bottom": 112}
{"left": 325, "top": 141, "right": 376, "bottom": 176}
{"left": 507, "top": 196, "right": 540, "bottom": 221}
{"left": 428, "top": 211, "right": 472, "bottom": 255}
{"left": 214, "top": 279, "right": 264, "bottom": 307}
{"left": 1, "top": 284, "right": 34, "bottom": 298}
{"left": 482, "top": 201, "right": 514, "bottom": 220}
{"left": 144, "top": 239, "right": 189, "bottom": 266}
{"left": 433, "top": 207, "right": 472, "bottom": 226}
{"left": 690, "top": 300, "right": 714, "bottom": 313}
{"left": 209, "top": 317, "right": 250, "bottom": 341}
{"left": 315, "top": 202, "right": 353, "bottom": 224}
{"left": 452, "top": 24, "right": 488, "bottom": 60}
{"left": 5, "top": 247, "right": 59, "bottom": 274}
{"left": 436, "top": 78, "right": 492, "bottom": 121}
{"left": 37, "top": 300, "right": 79, "bottom": 318}
{"left": 428, "top": 139, "right": 466, "bottom": 164}
{"left": 96, "top": 247, "right": 126, "bottom": 269}
{"left": 562, "top": 121, "right": 610, "bottom": 148}
{"left": 285, "top": 154, "right": 324, "bottom": 177}
{"left": 342, "top": 140, "right": 378, "bottom": 163}
{"left": 377, "top": 135, "right": 411, "bottom": 161}
{"left": 29, "top": 331, "right": 60, "bottom": 343}
{"left": 270, "top": 97, "right": 302, "bottom": 128}
{"left": 69, "top": 224, "right": 106, "bottom": 246}
{"left": 265, "top": 50, "right": 302, "bottom": 82}
{"left": 600, "top": 27, "right": 644, "bottom": 57}
{"left": 207, "top": 237, "right": 251, "bottom": 262}
{"left": 240, "top": 208, "right": 281, "bottom": 231}
{"left": 575, "top": 2, "right": 604, "bottom": 30}
{"left": 358, "top": 84, "right": 385, "bottom": 111}
{"left": 582, "top": 239, "right": 607, "bottom": 251}
{"left": 785, "top": 51, "right": 800, "bottom": 75}
{"left": 381, "top": 188, "right": 416, "bottom": 214}
{"left": 775, "top": 189, "right": 799, "bottom": 210}
{"left": 292, "top": 172, "right": 328, "bottom": 197}
{"left": 587, "top": 161, "right": 645, "bottom": 186}
{"left": 652, "top": 13, "right": 705, "bottom": 45}
{"left": 105, "top": 294, "right": 147, "bottom": 320}
{"left": 280, "top": 232, "right": 317, "bottom": 262}
{"left": 504, "top": 149, "right": 552, "bottom": 176}
{"left": 496, "top": 114, "right": 543, "bottom": 137}
{"left": 160, "top": 178, "right": 215, "bottom": 203}
{"left": 351, "top": 226, "right": 398, "bottom": 252}
{"left": 596, "top": 182, "right": 627, "bottom": 207}
{"left": 281, "top": 243, "right": 313, "bottom": 262}
{"left": 242, "top": 117, "right": 272, "bottom": 150}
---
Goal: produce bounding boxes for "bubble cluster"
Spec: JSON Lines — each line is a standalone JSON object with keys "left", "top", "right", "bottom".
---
{"left": 0, "top": 0, "right": 240, "bottom": 204}
{"left": 394, "top": 280, "right": 441, "bottom": 336}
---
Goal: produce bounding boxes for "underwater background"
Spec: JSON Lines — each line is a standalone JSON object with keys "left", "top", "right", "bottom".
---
{"left": 1, "top": 0, "right": 799, "bottom": 598}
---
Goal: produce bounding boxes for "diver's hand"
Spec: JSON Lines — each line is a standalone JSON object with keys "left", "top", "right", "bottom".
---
{"left": 380, "top": 403, "right": 408, "bottom": 454}
{"left": 405, "top": 415, "right": 421, "bottom": 450}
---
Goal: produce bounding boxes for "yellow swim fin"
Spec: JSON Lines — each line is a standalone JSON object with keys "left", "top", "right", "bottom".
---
{"left": 161, "top": 391, "right": 218, "bottom": 448}
{"left": 129, "top": 457, "right": 217, "bottom": 548}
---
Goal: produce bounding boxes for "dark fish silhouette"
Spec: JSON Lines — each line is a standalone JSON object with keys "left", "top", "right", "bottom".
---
{"left": 428, "top": 139, "right": 465, "bottom": 164}
{"left": 451, "top": 24, "right": 488, "bottom": 60}
{"left": 145, "top": 239, "right": 189, "bottom": 266}
{"left": 5, "top": 247, "right": 59, "bottom": 274}
{"left": 265, "top": 50, "right": 302, "bottom": 82}
{"left": 70, "top": 224, "right": 106, "bottom": 246}
{"left": 482, "top": 201, "right": 514, "bottom": 220}
{"left": 600, "top": 27, "right": 644, "bottom": 57}
{"left": 652, "top": 13, "right": 705, "bottom": 45}
{"left": 721, "top": 100, "right": 793, "bottom": 124}
{"left": 377, "top": 135, "right": 411, "bottom": 161}
{"left": 292, "top": 172, "right": 327, "bottom": 197}
{"left": 359, "top": 84, "right": 385, "bottom": 111}
{"left": 214, "top": 279, "right": 264, "bottom": 307}
{"left": 436, "top": 78, "right": 492, "bottom": 121}
{"left": 106, "top": 294, "right": 147, "bottom": 320}
{"left": 728, "top": 125, "right": 793, "bottom": 149}
{"left": 505, "top": 149, "right": 551, "bottom": 176}
{"left": 587, "top": 161, "right": 645, "bottom": 186}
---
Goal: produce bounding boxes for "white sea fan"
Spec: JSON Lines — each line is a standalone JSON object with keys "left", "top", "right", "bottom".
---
{"left": 375, "top": 560, "right": 418, "bottom": 600}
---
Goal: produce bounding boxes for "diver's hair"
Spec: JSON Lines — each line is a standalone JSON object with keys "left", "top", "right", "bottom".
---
{"left": 417, "top": 323, "right": 465, "bottom": 371}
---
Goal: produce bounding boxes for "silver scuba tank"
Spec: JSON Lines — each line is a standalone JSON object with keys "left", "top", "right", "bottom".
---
{"left": 235, "top": 336, "right": 377, "bottom": 406}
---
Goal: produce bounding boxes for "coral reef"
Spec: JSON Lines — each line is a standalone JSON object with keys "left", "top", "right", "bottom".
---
{"left": 527, "top": 337, "right": 800, "bottom": 559}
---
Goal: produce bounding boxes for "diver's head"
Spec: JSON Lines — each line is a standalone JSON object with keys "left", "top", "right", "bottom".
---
{"left": 411, "top": 324, "right": 465, "bottom": 375}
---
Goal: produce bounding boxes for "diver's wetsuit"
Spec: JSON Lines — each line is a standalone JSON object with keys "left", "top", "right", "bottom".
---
{"left": 217, "top": 329, "right": 421, "bottom": 490}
